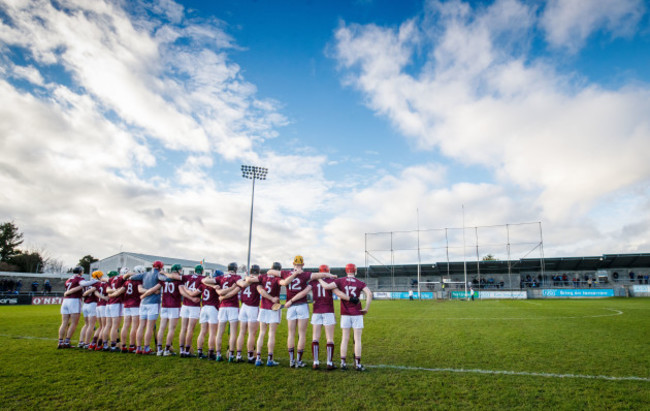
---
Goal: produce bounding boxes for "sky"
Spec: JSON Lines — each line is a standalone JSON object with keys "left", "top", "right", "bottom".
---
{"left": 0, "top": 0, "right": 649, "bottom": 270}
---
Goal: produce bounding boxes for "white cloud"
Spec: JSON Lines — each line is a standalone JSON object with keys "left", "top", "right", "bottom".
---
{"left": 541, "top": 0, "right": 646, "bottom": 52}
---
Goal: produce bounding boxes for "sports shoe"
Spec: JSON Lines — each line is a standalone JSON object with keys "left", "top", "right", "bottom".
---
{"left": 88, "top": 344, "right": 96, "bottom": 350}
{"left": 248, "top": 358, "right": 255, "bottom": 364}
{"left": 327, "top": 363, "right": 337, "bottom": 371}
{"left": 143, "top": 349, "right": 155, "bottom": 355}
{"left": 102, "top": 346, "right": 110, "bottom": 352}
{"left": 121, "top": 347, "right": 129, "bottom": 353}
{"left": 355, "top": 364, "right": 366, "bottom": 372}
{"left": 57, "top": 343, "right": 63, "bottom": 349}
{"left": 312, "top": 362, "right": 320, "bottom": 370}
{"left": 110, "top": 346, "right": 120, "bottom": 353}
{"left": 235, "top": 356, "right": 243, "bottom": 363}
{"left": 294, "top": 361, "right": 306, "bottom": 368}
{"left": 255, "top": 359, "right": 263, "bottom": 367}
{"left": 340, "top": 361, "right": 348, "bottom": 370}
{"left": 95, "top": 345, "right": 103, "bottom": 351}
{"left": 228, "top": 355, "right": 235, "bottom": 363}
{"left": 209, "top": 353, "right": 216, "bottom": 361}
{"left": 215, "top": 355, "right": 223, "bottom": 362}
{"left": 77, "top": 343, "right": 85, "bottom": 348}
{"left": 185, "top": 353, "right": 196, "bottom": 358}
{"left": 198, "top": 353, "right": 208, "bottom": 359}
{"left": 157, "top": 350, "right": 164, "bottom": 356}
{"left": 180, "top": 352, "right": 186, "bottom": 358}
{"left": 135, "top": 349, "right": 143, "bottom": 355}
{"left": 266, "top": 359, "right": 279, "bottom": 367}
{"left": 289, "top": 360, "right": 295, "bottom": 368}
{"left": 129, "top": 347, "right": 136, "bottom": 353}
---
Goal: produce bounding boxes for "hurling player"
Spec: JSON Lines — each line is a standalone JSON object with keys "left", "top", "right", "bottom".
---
{"left": 309, "top": 264, "right": 338, "bottom": 370}
{"left": 254, "top": 262, "right": 283, "bottom": 366}
{"left": 196, "top": 270, "right": 222, "bottom": 359}
{"left": 203, "top": 262, "right": 241, "bottom": 362}
{"left": 121, "top": 266, "right": 144, "bottom": 352}
{"left": 235, "top": 264, "right": 262, "bottom": 363}
{"left": 59, "top": 266, "right": 96, "bottom": 348}
{"left": 177, "top": 264, "right": 204, "bottom": 357}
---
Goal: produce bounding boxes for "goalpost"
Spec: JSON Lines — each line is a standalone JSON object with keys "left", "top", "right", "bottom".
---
{"left": 364, "top": 221, "right": 544, "bottom": 300}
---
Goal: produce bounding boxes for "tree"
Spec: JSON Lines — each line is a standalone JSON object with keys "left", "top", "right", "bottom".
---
{"left": 12, "top": 251, "right": 45, "bottom": 273}
{"left": 78, "top": 255, "right": 98, "bottom": 274}
{"left": 482, "top": 254, "right": 498, "bottom": 261}
{"left": 44, "top": 258, "right": 66, "bottom": 273}
{"left": 0, "top": 222, "right": 24, "bottom": 262}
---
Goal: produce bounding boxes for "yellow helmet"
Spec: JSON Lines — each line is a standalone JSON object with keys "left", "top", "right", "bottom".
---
{"left": 92, "top": 270, "right": 104, "bottom": 280}
{"left": 293, "top": 255, "right": 304, "bottom": 266}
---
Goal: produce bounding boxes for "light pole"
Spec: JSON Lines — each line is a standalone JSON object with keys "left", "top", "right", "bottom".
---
{"left": 241, "top": 165, "right": 268, "bottom": 274}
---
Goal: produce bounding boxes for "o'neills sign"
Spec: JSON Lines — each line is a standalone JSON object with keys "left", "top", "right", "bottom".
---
{"left": 32, "top": 296, "right": 63, "bottom": 305}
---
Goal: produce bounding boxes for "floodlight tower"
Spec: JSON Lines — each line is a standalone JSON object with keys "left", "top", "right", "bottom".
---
{"left": 241, "top": 165, "right": 268, "bottom": 275}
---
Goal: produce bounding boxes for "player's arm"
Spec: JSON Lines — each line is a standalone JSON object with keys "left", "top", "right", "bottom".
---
{"left": 180, "top": 285, "right": 201, "bottom": 297}
{"left": 217, "top": 283, "right": 240, "bottom": 296}
{"left": 140, "top": 283, "right": 161, "bottom": 299}
{"left": 82, "top": 287, "right": 96, "bottom": 297}
{"left": 285, "top": 284, "right": 312, "bottom": 308}
{"left": 64, "top": 285, "right": 83, "bottom": 297}
{"left": 202, "top": 277, "right": 217, "bottom": 285}
{"left": 265, "top": 269, "right": 282, "bottom": 277}
{"left": 309, "top": 272, "right": 337, "bottom": 282}
{"left": 219, "top": 286, "right": 241, "bottom": 301}
{"left": 257, "top": 285, "right": 279, "bottom": 304}
{"left": 179, "top": 286, "right": 200, "bottom": 303}
{"left": 318, "top": 278, "right": 338, "bottom": 290}
{"left": 332, "top": 288, "right": 350, "bottom": 301}
{"left": 112, "top": 286, "right": 126, "bottom": 297}
{"left": 279, "top": 271, "right": 299, "bottom": 286}
{"left": 361, "top": 287, "right": 373, "bottom": 313}
{"left": 94, "top": 290, "right": 109, "bottom": 301}
{"left": 79, "top": 279, "right": 98, "bottom": 287}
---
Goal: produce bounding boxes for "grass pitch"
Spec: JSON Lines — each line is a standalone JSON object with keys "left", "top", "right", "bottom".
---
{"left": 0, "top": 299, "right": 648, "bottom": 409}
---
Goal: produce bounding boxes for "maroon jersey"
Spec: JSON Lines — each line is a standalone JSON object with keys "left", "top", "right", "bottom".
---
{"left": 335, "top": 276, "right": 367, "bottom": 316}
{"left": 199, "top": 283, "right": 219, "bottom": 307}
{"left": 64, "top": 275, "right": 83, "bottom": 299}
{"left": 181, "top": 275, "right": 203, "bottom": 307}
{"left": 107, "top": 276, "right": 125, "bottom": 305}
{"left": 258, "top": 274, "right": 282, "bottom": 310}
{"left": 239, "top": 276, "right": 261, "bottom": 307}
{"left": 217, "top": 274, "right": 241, "bottom": 308}
{"left": 96, "top": 282, "right": 109, "bottom": 307}
{"left": 123, "top": 279, "right": 142, "bottom": 308}
{"left": 83, "top": 284, "right": 98, "bottom": 304}
{"left": 159, "top": 279, "right": 183, "bottom": 308}
{"left": 310, "top": 278, "right": 335, "bottom": 314}
{"left": 281, "top": 270, "right": 312, "bottom": 305}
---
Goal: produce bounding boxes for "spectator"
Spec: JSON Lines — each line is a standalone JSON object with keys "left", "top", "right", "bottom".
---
{"left": 408, "top": 289, "right": 414, "bottom": 301}
{"left": 16, "top": 280, "right": 22, "bottom": 293}
{"left": 470, "top": 287, "right": 475, "bottom": 301}
{"left": 613, "top": 272, "right": 619, "bottom": 282}
{"left": 31, "top": 281, "right": 39, "bottom": 293}
{"left": 44, "top": 280, "right": 52, "bottom": 294}
{"left": 645, "top": 274, "right": 649, "bottom": 285}
{"left": 629, "top": 271, "right": 635, "bottom": 283}
{"left": 587, "top": 277, "right": 592, "bottom": 288}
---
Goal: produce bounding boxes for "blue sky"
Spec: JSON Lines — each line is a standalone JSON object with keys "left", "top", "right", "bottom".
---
{"left": 0, "top": 0, "right": 649, "bottom": 270}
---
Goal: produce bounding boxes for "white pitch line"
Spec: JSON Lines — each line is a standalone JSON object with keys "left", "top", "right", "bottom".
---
{"left": 367, "top": 308, "right": 624, "bottom": 321}
{"left": 0, "top": 333, "right": 57, "bottom": 341}
{"left": 367, "top": 364, "right": 650, "bottom": 382}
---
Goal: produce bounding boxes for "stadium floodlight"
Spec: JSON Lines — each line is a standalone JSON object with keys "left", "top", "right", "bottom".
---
{"left": 241, "top": 165, "right": 268, "bottom": 274}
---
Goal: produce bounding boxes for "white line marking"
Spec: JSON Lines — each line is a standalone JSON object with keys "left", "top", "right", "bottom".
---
{"left": 0, "top": 333, "right": 57, "bottom": 341}
{"left": 367, "top": 364, "right": 650, "bottom": 382}
{"left": 368, "top": 308, "right": 624, "bottom": 321}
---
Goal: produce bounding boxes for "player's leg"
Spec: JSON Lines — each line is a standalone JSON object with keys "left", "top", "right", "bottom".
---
{"left": 324, "top": 323, "right": 336, "bottom": 369}
{"left": 247, "top": 321, "right": 259, "bottom": 363}
{"left": 256, "top": 321, "right": 267, "bottom": 366}
{"left": 144, "top": 319, "right": 156, "bottom": 354}
{"left": 227, "top": 320, "right": 238, "bottom": 362}
{"left": 340, "top": 326, "right": 351, "bottom": 369}
{"left": 185, "top": 317, "right": 199, "bottom": 357}
{"left": 215, "top": 321, "right": 227, "bottom": 361}
{"left": 129, "top": 315, "right": 139, "bottom": 352}
{"left": 101, "top": 316, "right": 110, "bottom": 350}
{"left": 353, "top": 327, "right": 364, "bottom": 371}
{"left": 58, "top": 313, "right": 70, "bottom": 348}
{"left": 157, "top": 317, "right": 168, "bottom": 355}
{"left": 286, "top": 318, "right": 297, "bottom": 366}
{"left": 78, "top": 311, "right": 88, "bottom": 347}
{"left": 267, "top": 322, "right": 279, "bottom": 366}
{"left": 164, "top": 317, "right": 179, "bottom": 355}
{"left": 311, "top": 321, "right": 322, "bottom": 368}
{"left": 178, "top": 315, "right": 188, "bottom": 356}
{"left": 208, "top": 322, "right": 218, "bottom": 360}
{"left": 121, "top": 316, "right": 131, "bottom": 352}
{"left": 295, "top": 317, "right": 309, "bottom": 367}
{"left": 236, "top": 318, "right": 246, "bottom": 360}
{"left": 197, "top": 320, "right": 207, "bottom": 358}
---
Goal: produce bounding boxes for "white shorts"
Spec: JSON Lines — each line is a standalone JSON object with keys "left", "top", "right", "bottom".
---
{"left": 199, "top": 305, "right": 219, "bottom": 324}
{"left": 218, "top": 307, "right": 239, "bottom": 323}
{"left": 106, "top": 303, "right": 123, "bottom": 318}
{"left": 96, "top": 305, "right": 106, "bottom": 318}
{"left": 60, "top": 298, "right": 81, "bottom": 315}
{"left": 341, "top": 315, "right": 364, "bottom": 329}
{"left": 161, "top": 307, "right": 180, "bottom": 320}
{"left": 123, "top": 307, "right": 140, "bottom": 317}
{"left": 139, "top": 303, "right": 160, "bottom": 321}
{"left": 238, "top": 304, "right": 259, "bottom": 323}
{"left": 258, "top": 308, "right": 281, "bottom": 324}
{"left": 82, "top": 302, "right": 97, "bottom": 318}
{"left": 311, "top": 312, "right": 336, "bottom": 326}
{"left": 286, "top": 303, "right": 310, "bottom": 320}
{"left": 180, "top": 305, "right": 201, "bottom": 319}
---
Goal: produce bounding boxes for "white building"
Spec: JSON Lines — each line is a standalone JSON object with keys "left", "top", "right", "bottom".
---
{"left": 90, "top": 252, "right": 226, "bottom": 276}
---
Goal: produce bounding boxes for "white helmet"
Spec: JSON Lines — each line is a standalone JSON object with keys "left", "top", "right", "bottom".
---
{"left": 120, "top": 267, "right": 130, "bottom": 275}
{"left": 134, "top": 265, "right": 146, "bottom": 274}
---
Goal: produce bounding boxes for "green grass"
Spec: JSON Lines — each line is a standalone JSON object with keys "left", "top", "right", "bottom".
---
{"left": 1, "top": 299, "right": 649, "bottom": 409}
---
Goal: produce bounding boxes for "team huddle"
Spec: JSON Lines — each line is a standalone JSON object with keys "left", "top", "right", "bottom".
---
{"left": 57, "top": 256, "right": 373, "bottom": 371}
